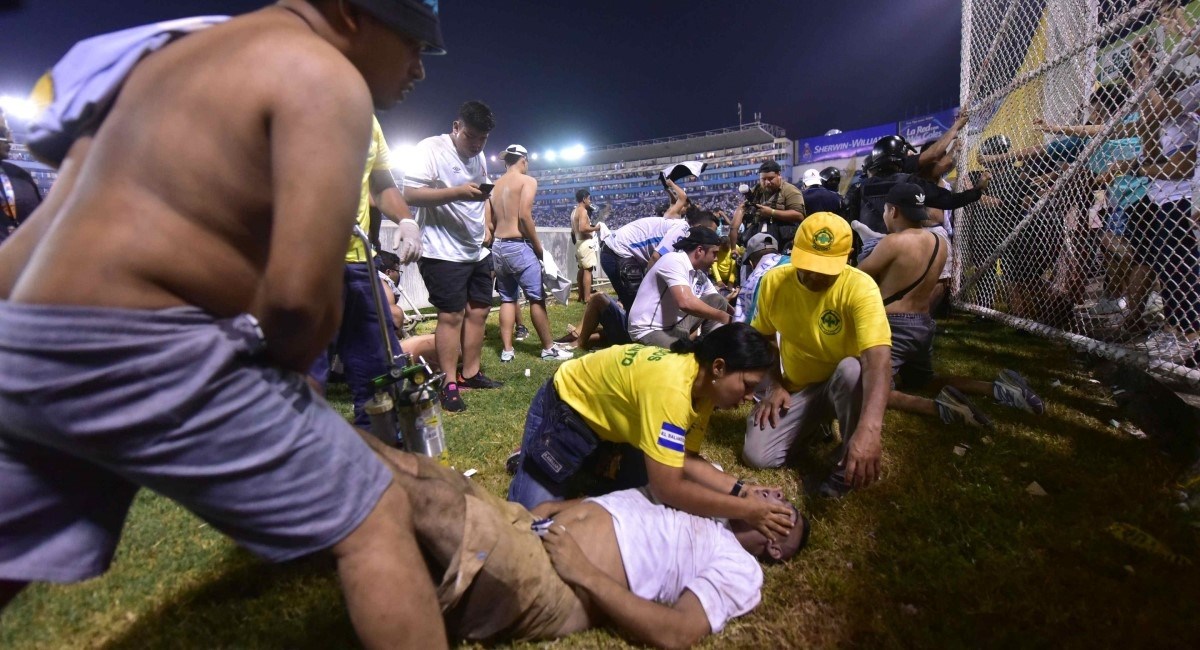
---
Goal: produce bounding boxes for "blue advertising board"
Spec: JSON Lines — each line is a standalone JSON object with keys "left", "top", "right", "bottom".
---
{"left": 795, "top": 123, "right": 896, "bottom": 164}
{"left": 898, "top": 108, "right": 959, "bottom": 146}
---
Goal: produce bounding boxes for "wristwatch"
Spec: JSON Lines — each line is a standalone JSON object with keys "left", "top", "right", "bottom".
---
{"left": 730, "top": 479, "right": 745, "bottom": 497}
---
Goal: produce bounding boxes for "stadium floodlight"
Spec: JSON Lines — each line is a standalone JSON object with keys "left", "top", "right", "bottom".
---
{"left": 530, "top": 152, "right": 539, "bottom": 160}
{"left": 560, "top": 144, "right": 585, "bottom": 161}
{"left": 0, "top": 95, "right": 38, "bottom": 121}
{"left": 389, "top": 143, "right": 419, "bottom": 175}
{"left": 490, "top": 154, "right": 497, "bottom": 162}
{"left": 544, "top": 150, "right": 558, "bottom": 162}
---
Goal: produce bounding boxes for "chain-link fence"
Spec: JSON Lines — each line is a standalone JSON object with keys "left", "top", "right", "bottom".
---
{"left": 956, "top": 0, "right": 1200, "bottom": 388}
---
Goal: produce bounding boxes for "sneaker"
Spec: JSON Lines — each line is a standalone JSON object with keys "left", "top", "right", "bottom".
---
{"left": 993, "top": 369, "right": 1045, "bottom": 415}
{"left": 500, "top": 348, "right": 516, "bottom": 362}
{"left": 1087, "top": 296, "right": 1127, "bottom": 316}
{"left": 1143, "top": 291, "right": 1165, "bottom": 323}
{"left": 458, "top": 371, "right": 504, "bottom": 389}
{"left": 554, "top": 325, "right": 580, "bottom": 345}
{"left": 440, "top": 383, "right": 466, "bottom": 412}
{"left": 541, "top": 346, "right": 574, "bottom": 361}
{"left": 514, "top": 324, "right": 530, "bottom": 341}
{"left": 1134, "top": 330, "right": 1197, "bottom": 364}
{"left": 818, "top": 472, "right": 852, "bottom": 499}
{"left": 935, "top": 386, "right": 994, "bottom": 428}
{"left": 505, "top": 449, "right": 522, "bottom": 475}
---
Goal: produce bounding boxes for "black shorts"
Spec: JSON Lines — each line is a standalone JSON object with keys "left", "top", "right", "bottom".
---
{"left": 418, "top": 256, "right": 495, "bottom": 313}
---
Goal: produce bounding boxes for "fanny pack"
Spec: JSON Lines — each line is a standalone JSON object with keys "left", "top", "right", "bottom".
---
{"left": 525, "top": 379, "right": 600, "bottom": 483}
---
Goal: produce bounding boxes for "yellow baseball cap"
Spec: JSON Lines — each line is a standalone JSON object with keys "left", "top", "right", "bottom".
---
{"left": 790, "top": 212, "right": 853, "bottom": 275}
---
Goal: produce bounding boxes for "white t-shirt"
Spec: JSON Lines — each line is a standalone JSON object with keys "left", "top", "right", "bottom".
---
{"left": 604, "top": 217, "right": 691, "bottom": 264}
{"left": 404, "top": 134, "right": 490, "bottom": 262}
{"left": 586, "top": 488, "right": 762, "bottom": 635}
{"left": 628, "top": 250, "right": 719, "bottom": 341}
{"left": 735, "top": 252, "right": 783, "bottom": 323}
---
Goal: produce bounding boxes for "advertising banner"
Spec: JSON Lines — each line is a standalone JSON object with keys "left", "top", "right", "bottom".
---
{"left": 795, "top": 123, "right": 895, "bottom": 164}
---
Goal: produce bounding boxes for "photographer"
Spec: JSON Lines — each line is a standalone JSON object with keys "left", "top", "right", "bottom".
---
{"left": 729, "top": 160, "right": 806, "bottom": 251}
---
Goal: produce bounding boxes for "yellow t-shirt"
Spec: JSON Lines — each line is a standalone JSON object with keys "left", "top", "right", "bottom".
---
{"left": 553, "top": 344, "right": 713, "bottom": 468}
{"left": 751, "top": 265, "right": 891, "bottom": 391}
{"left": 346, "top": 116, "right": 394, "bottom": 263}
{"left": 710, "top": 247, "right": 739, "bottom": 285}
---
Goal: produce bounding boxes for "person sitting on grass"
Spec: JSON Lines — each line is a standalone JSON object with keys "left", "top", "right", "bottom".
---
{"left": 380, "top": 450, "right": 810, "bottom": 647}
{"left": 507, "top": 323, "right": 796, "bottom": 546}
{"left": 555, "top": 291, "right": 632, "bottom": 351}
{"left": 856, "top": 183, "right": 1045, "bottom": 427}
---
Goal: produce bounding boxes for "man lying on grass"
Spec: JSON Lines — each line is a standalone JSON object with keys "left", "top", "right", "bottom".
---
{"left": 380, "top": 449, "right": 810, "bottom": 648}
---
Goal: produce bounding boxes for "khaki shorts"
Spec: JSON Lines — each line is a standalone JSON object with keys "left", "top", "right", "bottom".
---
{"left": 438, "top": 482, "right": 581, "bottom": 642}
{"left": 575, "top": 238, "right": 598, "bottom": 270}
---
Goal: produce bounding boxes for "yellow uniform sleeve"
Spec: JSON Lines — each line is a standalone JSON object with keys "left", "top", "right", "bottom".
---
{"left": 684, "top": 403, "right": 713, "bottom": 454}
{"left": 371, "top": 120, "right": 392, "bottom": 172}
{"left": 848, "top": 272, "right": 892, "bottom": 352}
{"left": 750, "top": 270, "right": 778, "bottom": 337}
{"left": 635, "top": 387, "right": 696, "bottom": 468}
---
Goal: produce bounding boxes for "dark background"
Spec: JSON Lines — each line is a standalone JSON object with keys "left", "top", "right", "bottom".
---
{"left": 0, "top": 1, "right": 962, "bottom": 155}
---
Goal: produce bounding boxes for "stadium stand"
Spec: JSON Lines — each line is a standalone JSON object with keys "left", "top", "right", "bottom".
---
{"left": 529, "top": 122, "right": 792, "bottom": 228}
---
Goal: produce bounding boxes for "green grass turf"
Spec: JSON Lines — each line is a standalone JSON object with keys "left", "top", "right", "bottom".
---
{"left": 3, "top": 297, "right": 1199, "bottom": 648}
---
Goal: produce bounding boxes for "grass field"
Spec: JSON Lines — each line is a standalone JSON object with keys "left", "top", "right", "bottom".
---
{"left": 3, "top": 297, "right": 1199, "bottom": 649}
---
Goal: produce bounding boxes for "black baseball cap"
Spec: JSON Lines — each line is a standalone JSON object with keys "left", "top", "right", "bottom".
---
{"left": 758, "top": 160, "right": 782, "bottom": 174}
{"left": 885, "top": 182, "right": 929, "bottom": 223}
{"left": 351, "top": 0, "right": 446, "bottom": 54}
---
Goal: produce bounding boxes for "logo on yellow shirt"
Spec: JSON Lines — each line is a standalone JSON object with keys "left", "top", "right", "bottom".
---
{"left": 812, "top": 228, "right": 835, "bottom": 252}
{"left": 819, "top": 309, "right": 843, "bottom": 335}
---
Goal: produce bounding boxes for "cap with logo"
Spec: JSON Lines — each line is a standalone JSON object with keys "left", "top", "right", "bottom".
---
{"left": 790, "top": 212, "right": 853, "bottom": 275}
{"left": 744, "top": 232, "right": 778, "bottom": 259}
{"left": 885, "top": 182, "right": 929, "bottom": 223}
{"left": 801, "top": 168, "right": 822, "bottom": 188}
{"left": 350, "top": 0, "right": 446, "bottom": 54}
{"left": 504, "top": 144, "right": 528, "bottom": 158}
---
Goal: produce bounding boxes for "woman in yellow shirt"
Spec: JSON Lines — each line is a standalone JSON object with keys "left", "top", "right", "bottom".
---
{"left": 507, "top": 322, "right": 795, "bottom": 540}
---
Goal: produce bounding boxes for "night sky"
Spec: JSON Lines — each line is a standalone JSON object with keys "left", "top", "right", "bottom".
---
{"left": 0, "top": 0, "right": 962, "bottom": 157}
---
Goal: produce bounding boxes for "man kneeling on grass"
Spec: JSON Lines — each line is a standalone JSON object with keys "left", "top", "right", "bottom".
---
{"left": 379, "top": 450, "right": 810, "bottom": 648}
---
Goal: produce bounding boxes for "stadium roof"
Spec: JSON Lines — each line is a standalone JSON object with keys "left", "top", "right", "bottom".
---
{"left": 569, "top": 122, "right": 786, "bottom": 168}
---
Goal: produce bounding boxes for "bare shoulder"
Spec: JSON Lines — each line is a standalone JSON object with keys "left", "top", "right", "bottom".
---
{"left": 523, "top": 174, "right": 539, "bottom": 190}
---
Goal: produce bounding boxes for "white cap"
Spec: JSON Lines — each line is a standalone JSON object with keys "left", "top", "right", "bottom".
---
{"left": 504, "top": 144, "right": 528, "bottom": 158}
{"left": 802, "top": 168, "right": 822, "bottom": 187}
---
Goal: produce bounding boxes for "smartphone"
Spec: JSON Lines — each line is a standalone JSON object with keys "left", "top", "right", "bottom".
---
{"left": 479, "top": 182, "right": 495, "bottom": 194}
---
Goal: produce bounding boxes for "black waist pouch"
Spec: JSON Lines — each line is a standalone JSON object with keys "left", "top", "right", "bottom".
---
{"left": 526, "top": 381, "right": 600, "bottom": 483}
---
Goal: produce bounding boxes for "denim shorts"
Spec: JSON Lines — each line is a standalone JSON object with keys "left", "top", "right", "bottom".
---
{"left": 493, "top": 239, "right": 545, "bottom": 303}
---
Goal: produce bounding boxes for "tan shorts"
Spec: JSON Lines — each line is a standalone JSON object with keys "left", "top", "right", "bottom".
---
{"left": 575, "top": 238, "right": 598, "bottom": 270}
{"left": 438, "top": 484, "right": 582, "bottom": 642}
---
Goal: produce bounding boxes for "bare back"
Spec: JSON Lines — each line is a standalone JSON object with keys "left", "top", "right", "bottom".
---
{"left": 5, "top": 7, "right": 371, "bottom": 322}
{"left": 571, "top": 204, "right": 593, "bottom": 241}
{"left": 490, "top": 170, "right": 537, "bottom": 240}
{"left": 862, "top": 229, "right": 948, "bottom": 315}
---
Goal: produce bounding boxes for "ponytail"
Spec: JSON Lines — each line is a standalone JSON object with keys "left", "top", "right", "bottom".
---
{"left": 669, "top": 322, "right": 777, "bottom": 372}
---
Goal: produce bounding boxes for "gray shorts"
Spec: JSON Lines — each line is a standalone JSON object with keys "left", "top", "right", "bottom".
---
{"left": 888, "top": 313, "right": 936, "bottom": 389}
{"left": 0, "top": 302, "right": 391, "bottom": 583}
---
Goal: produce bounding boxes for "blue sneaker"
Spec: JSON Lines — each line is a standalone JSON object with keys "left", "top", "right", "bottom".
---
{"left": 993, "top": 369, "right": 1044, "bottom": 415}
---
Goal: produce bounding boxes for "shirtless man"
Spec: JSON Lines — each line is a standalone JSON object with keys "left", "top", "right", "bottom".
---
{"left": 858, "top": 183, "right": 1044, "bottom": 427}
{"left": 382, "top": 451, "right": 809, "bottom": 647}
{"left": 0, "top": 2, "right": 446, "bottom": 646}
{"left": 488, "top": 144, "right": 572, "bottom": 362}
{"left": 571, "top": 188, "right": 600, "bottom": 304}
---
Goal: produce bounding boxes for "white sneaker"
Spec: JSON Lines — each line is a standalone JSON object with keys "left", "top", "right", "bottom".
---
{"left": 1134, "top": 331, "right": 1196, "bottom": 364}
{"left": 500, "top": 349, "right": 515, "bottom": 362}
{"left": 1087, "top": 296, "right": 1127, "bottom": 316}
{"left": 541, "top": 346, "right": 573, "bottom": 361}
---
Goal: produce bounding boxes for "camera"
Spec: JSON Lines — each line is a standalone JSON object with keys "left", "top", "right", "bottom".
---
{"left": 738, "top": 182, "right": 764, "bottom": 220}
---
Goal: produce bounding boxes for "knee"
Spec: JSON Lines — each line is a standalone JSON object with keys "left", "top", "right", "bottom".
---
{"left": 742, "top": 441, "right": 783, "bottom": 469}
{"left": 832, "top": 357, "right": 863, "bottom": 391}
{"left": 438, "top": 311, "right": 465, "bottom": 328}
{"left": 333, "top": 484, "right": 414, "bottom": 559}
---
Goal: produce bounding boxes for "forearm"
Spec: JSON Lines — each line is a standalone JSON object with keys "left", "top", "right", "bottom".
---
{"left": 683, "top": 453, "right": 739, "bottom": 494}
{"left": 574, "top": 570, "right": 702, "bottom": 649}
{"left": 375, "top": 187, "right": 413, "bottom": 222}
{"left": 403, "top": 186, "right": 460, "bottom": 208}
{"left": 649, "top": 473, "right": 754, "bottom": 521}
{"left": 680, "top": 295, "right": 731, "bottom": 323}
{"left": 856, "top": 347, "right": 891, "bottom": 436}
{"left": 926, "top": 187, "right": 982, "bottom": 210}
